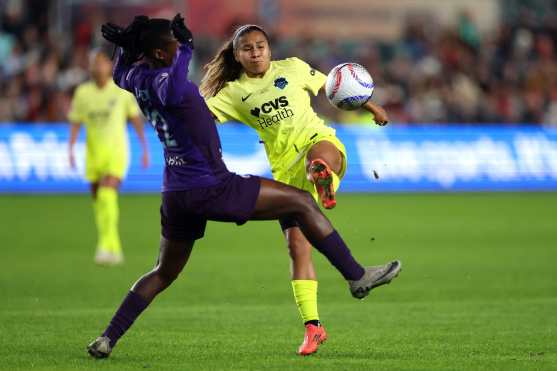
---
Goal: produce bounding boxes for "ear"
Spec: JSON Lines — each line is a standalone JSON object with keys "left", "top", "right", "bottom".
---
{"left": 233, "top": 49, "right": 240, "bottom": 63}
{"left": 154, "top": 48, "right": 165, "bottom": 61}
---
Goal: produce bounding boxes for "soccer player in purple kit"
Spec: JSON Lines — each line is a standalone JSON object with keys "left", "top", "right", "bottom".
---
{"left": 87, "top": 15, "right": 402, "bottom": 358}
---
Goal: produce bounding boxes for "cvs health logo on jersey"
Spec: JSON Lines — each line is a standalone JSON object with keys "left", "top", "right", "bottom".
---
{"left": 250, "top": 96, "right": 294, "bottom": 129}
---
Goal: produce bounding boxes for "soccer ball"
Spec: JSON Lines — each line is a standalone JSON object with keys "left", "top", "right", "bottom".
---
{"left": 325, "top": 63, "right": 374, "bottom": 110}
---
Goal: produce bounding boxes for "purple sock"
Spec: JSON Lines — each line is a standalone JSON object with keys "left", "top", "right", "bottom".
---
{"left": 102, "top": 291, "right": 149, "bottom": 347}
{"left": 313, "top": 230, "right": 365, "bottom": 280}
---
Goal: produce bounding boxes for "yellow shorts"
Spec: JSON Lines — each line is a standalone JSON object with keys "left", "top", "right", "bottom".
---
{"left": 85, "top": 151, "right": 128, "bottom": 183}
{"left": 271, "top": 134, "right": 347, "bottom": 201}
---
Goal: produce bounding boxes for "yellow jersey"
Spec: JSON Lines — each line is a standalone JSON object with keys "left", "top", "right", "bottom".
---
{"left": 206, "top": 57, "right": 335, "bottom": 166}
{"left": 68, "top": 79, "right": 139, "bottom": 160}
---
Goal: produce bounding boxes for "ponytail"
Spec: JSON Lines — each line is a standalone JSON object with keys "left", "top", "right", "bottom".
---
{"left": 200, "top": 24, "right": 268, "bottom": 98}
{"left": 199, "top": 38, "right": 241, "bottom": 98}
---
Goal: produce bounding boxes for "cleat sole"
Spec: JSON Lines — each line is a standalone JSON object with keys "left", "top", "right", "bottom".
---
{"left": 310, "top": 160, "right": 337, "bottom": 210}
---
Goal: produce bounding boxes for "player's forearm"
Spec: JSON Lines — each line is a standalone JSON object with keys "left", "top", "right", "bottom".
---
{"left": 68, "top": 123, "right": 80, "bottom": 168}
{"left": 362, "top": 101, "right": 389, "bottom": 125}
{"left": 113, "top": 48, "right": 132, "bottom": 91}
{"left": 169, "top": 44, "right": 193, "bottom": 79}
{"left": 131, "top": 116, "right": 150, "bottom": 168}
{"left": 131, "top": 117, "right": 148, "bottom": 150}
{"left": 163, "top": 44, "right": 194, "bottom": 104}
{"left": 68, "top": 123, "right": 80, "bottom": 148}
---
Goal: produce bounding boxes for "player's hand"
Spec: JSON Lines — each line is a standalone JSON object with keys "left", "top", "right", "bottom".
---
{"left": 101, "top": 23, "right": 126, "bottom": 46}
{"left": 102, "top": 22, "right": 137, "bottom": 63}
{"left": 101, "top": 16, "right": 148, "bottom": 46}
{"left": 141, "top": 151, "right": 150, "bottom": 169}
{"left": 102, "top": 17, "right": 149, "bottom": 64}
{"left": 373, "top": 108, "right": 389, "bottom": 126}
{"left": 171, "top": 13, "right": 194, "bottom": 49}
{"left": 363, "top": 101, "right": 389, "bottom": 126}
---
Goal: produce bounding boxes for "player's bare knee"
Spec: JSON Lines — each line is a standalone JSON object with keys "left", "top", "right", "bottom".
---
{"left": 157, "top": 266, "right": 181, "bottom": 286}
{"left": 297, "top": 190, "right": 319, "bottom": 214}
{"left": 290, "top": 189, "right": 310, "bottom": 208}
{"left": 154, "top": 262, "right": 182, "bottom": 286}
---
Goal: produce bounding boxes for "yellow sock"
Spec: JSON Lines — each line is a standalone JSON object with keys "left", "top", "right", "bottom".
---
{"left": 93, "top": 195, "right": 108, "bottom": 251}
{"left": 96, "top": 187, "right": 121, "bottom": 254}
{"left": 291, "top": 280, "right": 319, "bottom": 323}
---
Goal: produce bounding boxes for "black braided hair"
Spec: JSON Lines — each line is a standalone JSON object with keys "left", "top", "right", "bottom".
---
{"left": 119, "top": 16, "right": 173, "bottom": 65}
{"left": 137, "top": 18, "right": 172, "bottom": 61}
{"left": 119, "top": 16, "right": 149, "bottom": 64}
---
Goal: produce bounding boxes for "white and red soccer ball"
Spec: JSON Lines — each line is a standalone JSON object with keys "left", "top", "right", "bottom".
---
{"left": 325, "top": 63, "right": 374, "bottom": 111}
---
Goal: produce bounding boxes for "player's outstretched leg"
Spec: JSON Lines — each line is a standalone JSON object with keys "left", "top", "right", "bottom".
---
{"left": 87, "top": 237, "right": 194, "bottom": 358}
{"left": 252, "top": 178, "right": 401, "bottom": 299}
{"left": 306, "top": 141, "right": 344, "bottom": 209}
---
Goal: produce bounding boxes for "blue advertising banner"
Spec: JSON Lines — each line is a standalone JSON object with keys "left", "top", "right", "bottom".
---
{"left": 0, "top": 123, "right": 556, "bottom": 193}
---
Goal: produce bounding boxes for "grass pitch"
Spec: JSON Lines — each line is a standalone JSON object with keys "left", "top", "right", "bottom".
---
{"left": 1, "top": 193, "right": 556, "bottom": 370}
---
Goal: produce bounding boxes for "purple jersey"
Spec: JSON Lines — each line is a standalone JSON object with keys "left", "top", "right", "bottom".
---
{"left": 113, "top": 44, "right": 230, "bottom": 191}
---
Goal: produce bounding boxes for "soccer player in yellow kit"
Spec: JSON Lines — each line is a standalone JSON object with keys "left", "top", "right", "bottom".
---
{"left": 68, "top": 48, "right": 150, "bottom": 265}
{"left": 200, "top": 25, "right": 389, "bottom": 355}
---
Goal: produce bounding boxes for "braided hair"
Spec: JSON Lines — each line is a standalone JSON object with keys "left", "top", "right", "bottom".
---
{"left": 120, "top": 16, "right": 173, "bottom": 65}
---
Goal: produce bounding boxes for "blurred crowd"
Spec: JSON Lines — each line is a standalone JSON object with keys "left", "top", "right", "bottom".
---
{"left": 2, "top": 2, "right": 557, "bottom": 125}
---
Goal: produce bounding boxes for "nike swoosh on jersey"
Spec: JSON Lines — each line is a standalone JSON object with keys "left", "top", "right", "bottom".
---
{"left": 241, "top": 93, "right": 253, "bottom": 102}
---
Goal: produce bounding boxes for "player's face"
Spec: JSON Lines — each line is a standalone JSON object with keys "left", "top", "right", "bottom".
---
{"left": 90, "top": 52, "right": 112, "bottom": 82}
{"left": 234, "top": 31, "right": 271, "bottom": 77}
{"left": 152, "top": 35, "right": 179, "bottom": 67}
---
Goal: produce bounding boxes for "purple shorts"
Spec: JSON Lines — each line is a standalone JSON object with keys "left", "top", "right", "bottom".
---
{"left": 160, "top": 173, "right": 261, "bottom": 241}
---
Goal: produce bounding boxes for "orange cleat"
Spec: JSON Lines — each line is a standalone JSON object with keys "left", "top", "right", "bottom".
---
{"left": 308, "top": 159, "right": 336, "bottom": 209}
{"left": 297, "top": 323, "right": 328, "bottom": 356}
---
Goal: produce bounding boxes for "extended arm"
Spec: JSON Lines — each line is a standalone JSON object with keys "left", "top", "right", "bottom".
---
{"left": 101, "top": 18, "right": 148, "bottom": 92}
{"left": 318, "top": 82, "right": 389, "bottom": 125}
{"left": 68, "top": 122, "right": 81, "bottom": 169}
{"left": 155, "top": 44, "right": 194, "bottom": 106}
{"left": 154, "top": 13, "right": 195, "bottom": 106}
{"left": 112, "top": 48, "right": 134, "bottom": 92}
{"left": 362, "top": 100, "right": 389, "bottom": 126}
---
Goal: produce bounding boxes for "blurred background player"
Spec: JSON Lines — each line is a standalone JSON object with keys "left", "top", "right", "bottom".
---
{"left": 200, "top": 25, "right": 389, "bottom": 355}
{"left": 68, "top": 48, "right": 150, "bottom": 265}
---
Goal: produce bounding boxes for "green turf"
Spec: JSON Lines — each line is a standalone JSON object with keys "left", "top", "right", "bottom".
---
{"left": 1, "top": 193, "right": 556, "bottom": 370}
